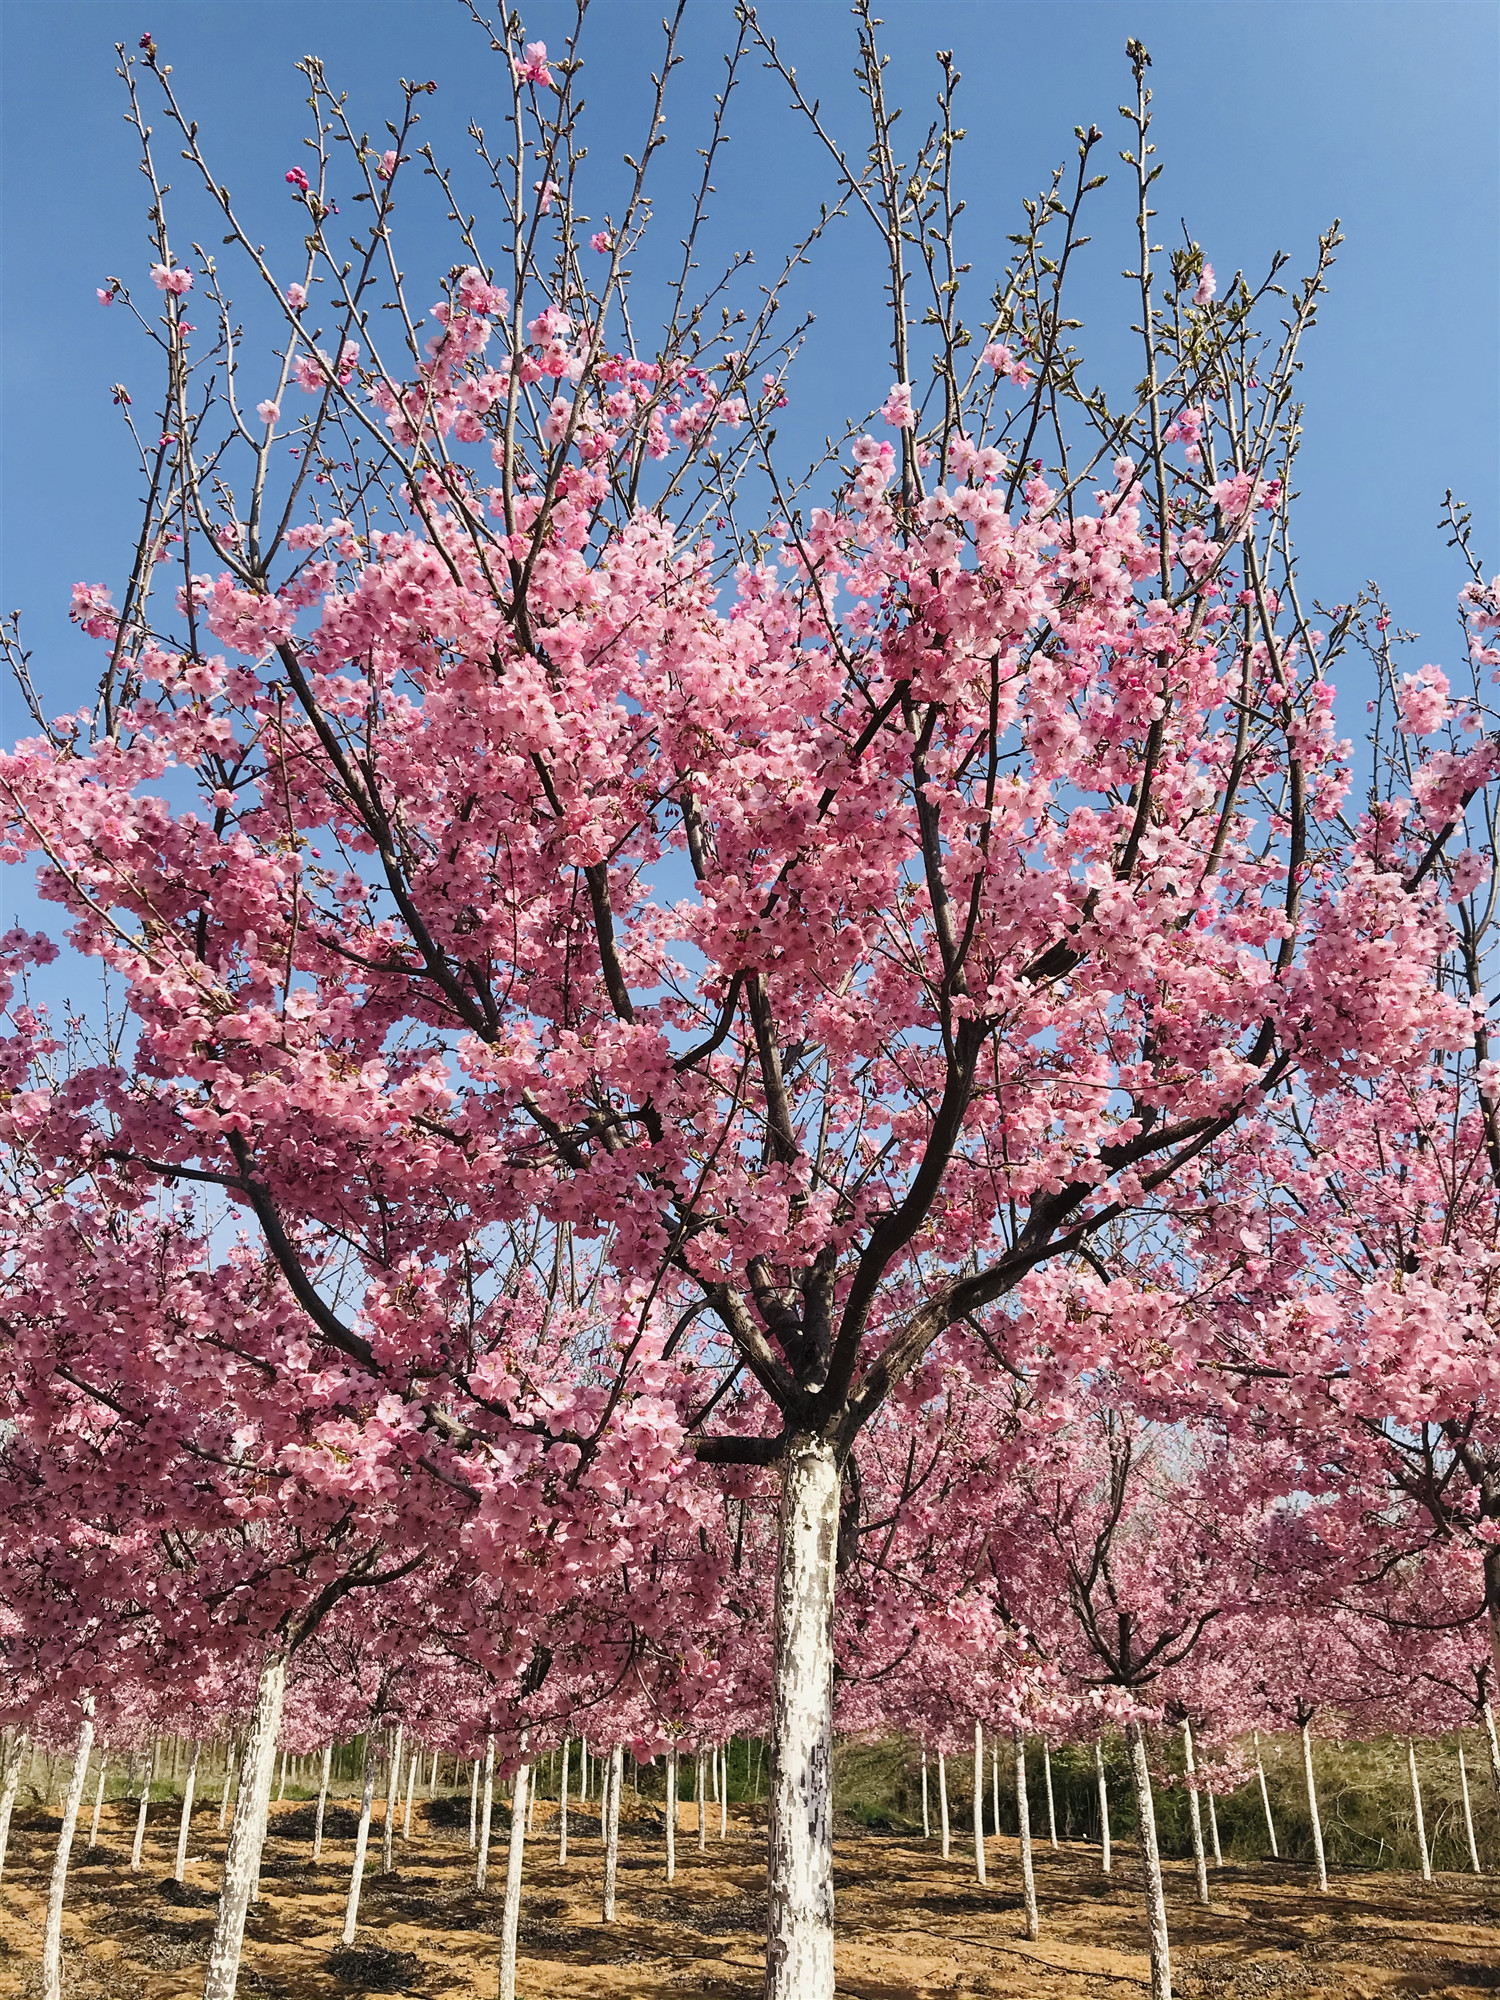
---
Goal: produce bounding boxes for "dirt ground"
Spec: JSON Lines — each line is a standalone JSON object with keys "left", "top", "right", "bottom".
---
{"left": 2, "top": 1793, "right": 1497, "bottom": 2000}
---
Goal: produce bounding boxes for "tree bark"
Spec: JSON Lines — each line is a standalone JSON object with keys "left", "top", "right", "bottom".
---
{"left": 403, "top": 1743, "right": 416, "bottom": 1838}
{"left": 313, "top": 1743, "right": 333, "bottom": 1862}
{"left": 174, "top": 1743, "right": 201, "bottom": 1883}
{"left": 476, "top": 1735, "right": 497, "bottom": 1892}
{"left": 382, "top": 1723, "right": 403, "bottom": 1874}
{"left": 498, "top": 1756, "right": 530, "bottom": 2000}
{"left": 1007, "top": 1728, "right": 1037, "bottom": 1941}
{"left": 88, "top": 1754, "right": 108, "bottom": 1850}
{"left": 218, "top": 1741, "right": 237, "bottom": 1833}
{"left": 201, "top": 1652, "right": 288, "bottom": 2000}
{"left": 698, "top": 1749, "right": 708, "bottom": 1851}
{"left": 921, "top": 1747, "right": 930, "bottom": 1840}
{"left": 1456, "top": 1741, "right": 1480, "bottom": 1874}
{"left": 41, "top": 1701, "right": 94, "bottom": 2000}
{"left": 602, "top": 1743, "right": 622, "bottom": 1922}
{"left": 765, "top": 1432, "right": 839, "bottom": 2000}
{"left": 992, "top": 1741, "right": 1000, "bottom": 1839}
{"left": 1300, "top": 1719, "right": 1328, "bottom": 1892}
{"left": 276, "top": 1749, "right": 287, "bottom": 1802}
{"left": 1125, "top": 1719, "right": 1170, "bottom": 2000}
{"left": 719, "top": 1742, "right": 727, "bottom": 1840}
{"left": 1483, "top": 1702, "right": 1500, "bottom": 1792}
{"left": 938, "top": 1749, "right": 950, "bottom": 1859}
{"left": 1206, "top": 1780, "right": 1222, "bottom": 1868}
{"left": 1095, "top": 1737, "right": 1111, "bottom": 1874}
{"left": 340, "top": 1735, "right": 380, "bottom": 1948}
{"left": 1181, "top": 1719, "right": 1208, "bottom": 1907}
{"left": 1042, "top": 1739, "right": 1057, "bottom": 1849}
{"left": 666, "top": 1745, "right": 677, "bottom": 1881}
{"left": 1254, "top": 1731, "right": 1279, "bottom": 1859}
{"left": 469, "top": 1755, "right": 480, "bottom": 1850}
{"left": 558, "top": 1739, "right": 570, "bottom": 1865}
{"left": 972, "top": 1723, "right": 987, "bottom": 1885}
{"left": 1407, "top": 1738, "right": 1432, "bottom": 1883}
{"left": 132, "top": 1743, "right": 156, "bottom": 1872}
{"left": 0, "top": 1732, "right": 26, "bottom": 1888}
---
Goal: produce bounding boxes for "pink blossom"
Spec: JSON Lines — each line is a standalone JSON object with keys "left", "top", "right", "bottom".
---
{"left": 374, "top": 149, "right": 399, "bottom": 183}
{"left": 286, "top": 166, "right": 310, "bottom": 193}
{"left": 96, "top": 286, "right": 116, "bottom": 307}
{"left": 879, "top": 381, "right": 915, "bottom": 430}
{"left": 286, "top": 283, "right": 308, "bottom": 311}
{"left": 513, "top": 40, "right": 554, "bottom": 88}
{"left": 255, "top": 399, "right": 281, "bottom": 425}
{"left": 1193, "top": 262, "right": 1216, "bottom": 305}
{"left": 150, "top": 264, "right": 193, "bottom": 296}
{"left": 590, "top": 231, "right": 612, "bottom": 254}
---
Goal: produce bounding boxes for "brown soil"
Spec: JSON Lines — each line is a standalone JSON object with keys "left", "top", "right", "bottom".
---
{"left": 1, "top": 1796, "right": 1496, "bottom": 1999}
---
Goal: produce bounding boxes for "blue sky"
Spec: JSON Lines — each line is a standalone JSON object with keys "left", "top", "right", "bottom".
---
{"left": 0, "top": 0, "right": 1496, "bottom": 918}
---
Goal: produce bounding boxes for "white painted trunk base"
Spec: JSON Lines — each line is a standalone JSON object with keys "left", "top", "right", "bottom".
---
{"left": 1254, "top": 1732, "right": 1279, "bottom": 1858}
{"left": 174, "top": 1744, "right": 201, "bottom": 1882}
{"left": 132, "top": 1745, "right": 155, "bottom": 1872}
{"left": 1095, "top": 1738, "right": 1111, "bottom": 1874}
{"left": 42, "top": 1702, "right": 94, "bottom": 2000}
{"left": 1300, "top": 1720, "right": 1328, "bottom": 1893}
{"left": 1125, "top": 1720, "right": 1170, "bottom": 2000}
{"left": 498, "top": 1759, "right": 530, "bottom": 2000}
{"left": 202, "top": 1651, "right": 287, "bottom": 2000}
{"left": 341, "top": 1738, "right": 380, "bottom": 1947}
{"left": 0, "top": 1733, "right": 26, "bottom": 1888}
{"left": 972, "top": 1724, "right": 987, "bottom": 1885}
{"left": 476, "top": 1736, "right": 497, "bottom": 1892}
{"left": 558, "top": 1739, "right": 570, "bottom": 1866}
{"left": 602, "top": 1744, "right": 622, "bottom": 1921}
{"left": 1181, "top": 1720, "right": 1208, "bottom": 1907}
{"left": 313, "top": 1743, "right": 333, "bottom": 1862}
{"left": 88, "top": 1756, "right": 108, "bottom": 1850}
{"left": 1458, "top": 1742, "right": 1481, "bottom": 1874}
{"left": 1014, "top": 1729, "right": 1038, "bottom": 1941}
{"left": 1407, "top": 1739, "right": 1432, "bottom": 1882}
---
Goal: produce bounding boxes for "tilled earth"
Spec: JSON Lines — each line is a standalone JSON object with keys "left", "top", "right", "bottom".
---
{"left": 1, "top": 1796, "right": 1497, "bottom": 1998}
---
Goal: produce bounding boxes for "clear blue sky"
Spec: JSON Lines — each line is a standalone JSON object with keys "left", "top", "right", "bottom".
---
{"left": 0, "top": 0, "right": 1496, "bottom": 870}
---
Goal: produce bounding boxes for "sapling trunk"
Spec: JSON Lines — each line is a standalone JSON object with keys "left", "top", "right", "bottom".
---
{"left": 558, "top": 1739, "right": 570, "bottom": 1865}
{"left": 1456, "top": 1742, "right": 1480, "bottom": 1874}
{"left": 1181, "top": 1719, "right": 1208, "bottom": 1907}
{"left": 131, "top": 1743, "right": 156, "bottom": 1871}
{"left": 383, "top": 1723, "right": 403, "bottom": 1874}
{"left": 201, "top": 1651, "right": 288, "bottom": 2000}
{"left": 765, "top": 1432, "right": 838, "bottom": 2000}
{"left": 1125, "top": 1720, "right": 1170, "bottom": 2000}
{"left": 41, "top": 1701, "right": 95, "bottom": 2000}
{"left": 88, "top": 1754, "right": 108, "bottom": 1849}
{"left": 429, "top": 1750, "right": 439, "bottom": 1794}
{"left": 1205, "top": 1780, "right": 1222, "bottom": 1868}
{"left": 719, "top": 1742, "right": 727, "bottom": 1840}
{"left": 469, "top": 1755, "right": 480, "bottom": 1850}
{"left": 1043, "top": 1739, "right": 1057, "bottom": 1849}
{"left": 666, "top": 1745, "right": 677, "bottom": 1880}
{"left": 921, "top": 1748, "right": 930, "bottom": 1840}
{"left": 938, "top": 1749, "right": 950, "bottom": 1859}
{"left": 0, "top": 1732, "right": 27, "bottom": 1887}
{"left": 174, "top": 1743, "right": 201, "bottom": 1883}
{"left": 1014, "top": 1728, "right": 1039, "bottom": 1941}
{"left": 526, "top": 1766, "right": 536, "bottom": 1835}
{"left": 581, "top": 1738, "right": 589, "bottom": 1803}
{"left": 1407, "top": 1738, "right": 1432, "bottom": 1883}
{"left": 313, "top": 1743, "right": 333, "bottom": 1862}
{"left": 1483, "top": 1702, "right": 1500, "bottom": 1792}
{"left": 498, "top": 1756, "right": 530, "bottom": 2000}
{"left": 1254, "top": 1731, "right": 1279, "bottom": 1858}
{"left": 602, "top": 1743, "right": 622, "bottom": 1922}
{"left": 476, "top": 1735, "right": 496, "bottom": 1892}
{"left": 698, "top": 1749, "right": 707, "bottom": 1850}
{"left": 341, "top": 1734, "right": 380, "bottom": 1947}
{"left": 403, "top": 1747, "right": 416, "bottom": 1838}
{"left": 972, "top": 1723, "right": 987, "bottom": 1886}
{"left": 992, "top": 1742, "right": 999, "bottom": 1837}
{"left": 218, "top": 1741, "right": 237, "bottom": 1833}
{"left": 1095, "top": 1738, "right": 1111, "bottom": 1874}
{"left": 1300, "top": 1719, "right": 1328, "bottom": 1893}
{"left": 276, "top": 1749, "right": 287, "bottom": 1802}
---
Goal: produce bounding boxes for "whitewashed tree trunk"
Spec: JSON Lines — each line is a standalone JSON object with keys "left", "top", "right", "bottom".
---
{"left": 921, "top": 1748, "right": 930, "bottom": 1840}
{"left": 1483, "top": 1703, "right": 1500, "bottom": 1792}
{"left": 498, "top": 1756, "right": 530, "bottom": 2000}
{"left": 581, "top": 1738, "right": 589, "bottom": 1804}
{"left": 602, "top": 1743, "right": 622, "bottom": 1922}
{"left": 1300, "top": 1718, "right": 1328, "bottom": 1892}
{"left": 1407, "top": 1738, "right": 1432, "bottom": 1882}
{"left": 41, "top": 1701, "right": 94, "bottom": 2000}
{"left": 1042, "top": 1739, "right": 1057, "bottom": 1850}
{"left": 0, "top": 1732, "right": 27, "bottom": 1887}
{"left": 1254, "top": 1730, "right": 1279, "bottom": 1858}
{"left": 132, "top": 1742, "right": 156, "bottom": 1871}
{"left": 340, "top": 1736, "right": 379, "bottom": 1944}
{"left": 174, "top": 1743, "right": 201, "bottom": 1882}
{"left": 992, "top": 1741, "right": 999, "bottom": 1837}
{"left": 276, "top": 1749, "right": 287, "bottom": 1802}
{"left": 1013, "top": 1729, "right": 1038, "bottom": 1940}
{"left": 666, "top": 1745, "right": 677, "bottom": 1881}
{"left": 1458, "top": 1742, "right": 1480, "bottom": 1873}
{"left": 972, "top": 1723, "right": 987, "bottom": 1885}
{"left": 719, "top": 1742, "right": 727, "bottom": 1840}
{"left": 938, "top": 1749, "right": 950, "bottom": 1858}
{"left": 382, "top": 1724, "right": 403, "bottom": 1874}
{"left": 312, "top": 1742, "right": 332, "bottom": 1862}
{"left": 1095, "top": 1738, "right": 1111, "bottom": 1874}
{"left": 558, "top": 1739, "right": 570, "bottom": 1865}
{"left": 88, "top": 1754, "right": 108, "bottom": 1849}
{"left": 201, "top": 1652, "right": 287, "bottom": 2000}
{"left": 526, "top": 1765, "right": 535, "bottom": 1835}
{"left": 765, "top": 1433, "right": 839, "bottom": 2000}
{"left": 698, "top": 1749, "right": 707, "bottom": 1851}
{"left": 1125, "top": 1720, "right": 1170, "bottom": 2000}
{"left": 476, "top": 1735, "right": 497, "bottom": 1892}
{"left": 1205, "top": 1779, "right": 1222, "bottom": 1867}
{"left": 1181, "top": 1719, "right": 1208, "bottom": 1907}
{"left": 218, "top": 1741, "right": 236, "bottom": 1833}
{"left": 403, "top": 1746, "right": 416, "bottom": 1839}
{"left": 469, "top": 1755, "right": 480, "bottom": 1849}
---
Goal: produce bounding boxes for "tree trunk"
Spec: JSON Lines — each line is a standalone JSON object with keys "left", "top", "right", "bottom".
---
{"left": 719, "top": 1742, "right": 727, "bottom": 1840}
{"left": 88, "top": 1755, "right": 108, "bottom": 1850}
{"left": 938, "top": 1749, "right": 950, "bottom": 1858}
{"left": 1407, "top": 1738, "right": 1432, "bottom": 1882}
{"left": 1299, "top": 1719, "right": 1328, "bottom": 1892}
{"left": 1457, "top": 1741, "right": 1480, "bottom": 1874}
{"left": 476, "top": 1735, "right": 496, "bottom": 1892}
{"left": 276, "top": 1749, "right": 287, "bottom": 1802}
{"left": 498, "top": 1756, "right": 530, "bottom": 2000}
{"left": 218, "top": 1742, "right": 237, "bottom": 1833}
{"left": 602, "top": 1743, "right": 622, "bottom": 1922}
{"left": 581, "top": 1738, "right": 589, "bottom": 1804}
{"left": 340, "top": 1737, "right": 379, "bottom": 1947}
{"left": 200, "top": 1654, "right": 286, "bottom": 2000}
{"left": 1014, "top": 1728, "right": 1039, "bottom": 1941}
{"left": 1205, "top": 1779, "right": 1222, "bottom": 1868}
{"left": 174, "top": 1743, "right": 201, "bottom": 1883}
{"left": 0, "top": 1732, "right": 26, "bottom": 1887}
{"left": 382, "top": 1723, "right": 403, "bottom": 1874}
{"left": 698, "top": 1749, "right": 708, "bottom": 1851}
{"left": 1125, "top": 1720, "right": 1170, "bottom": 2000}
{"left": 309, "top": 1743, "right": 332, "bottom": 1863}
{"left": 1095, "top": 1737, "right": 1111, "bottom": 1875}
{"left": 765, "top": 1432, "right": 839, "bottom": 2000}
{"left": 666, "top": 1745, "right": 677, "bottom": 1881}
{"left": 972, "top": 1723, "right": 987, "bottom": 1885}
{"left": 1181, "top": 1719, "right": 1208, "bottom": 1907}
{"left": 1254, "top": 1731, "right": 1279, "bottom": 1859}
{"left": 992, "top": 1741, "right": 1000, "bottom": 1839}
{"left": 403, "top": 1745, "right": 417, "bottom": 1839}
{"left": 1042, "top": 1739, "right": 1057, "bottom": 1849}
{"left": 558, "top": 1739, "right": 570, "bottom": 1865}
{"left": 921, "top": 1748, "right": 930, "bottom": 1840}
{"left": 132, "top": 1743, "right": 156, "bottom": 1872}
{"left": 41, "top": 1703, "right": 94, "bottom": 2000}
{"left": 469, "top": 1755, "right": 480, "bottom": 1849}
{"left": 1483, "top": 1703, "right": 1500, "bottom": 1792}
